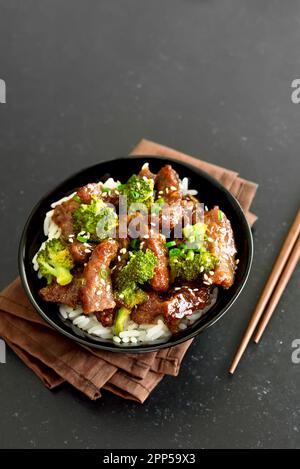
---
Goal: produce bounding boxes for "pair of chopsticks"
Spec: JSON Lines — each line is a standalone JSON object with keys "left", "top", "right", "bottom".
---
{"left": 229, "top": 208, "right": 300, "bottom": 374}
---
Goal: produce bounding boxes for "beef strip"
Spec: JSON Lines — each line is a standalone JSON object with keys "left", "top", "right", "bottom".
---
{"left": 131, "top": 292, "right": 164, "bottom": 324}
{"left": 52, "top": 198, "right": 79, "bottom": 239}
{"left": 162, "top": 286, "right": 211, "bottom": 331}
{"left": 142, "top": 234, "right": 169, "bottom": 292}
{"left": 95, "top": 309, "right": 115, "bottom": 327}
{"left": 69, "top": 241, "right": 95, "bottom": 263}
{"left": 156, "top": 164, "right": 181, "bottom": 204}
{"left": 138, "top": 162, "right": 156, "bottom": 181}
{"left": 132, "top": 285, "right": 211, "bottom": 332}
{"left": 111, "top": 238, "right": 130, "bottom": 282}
{"left": 204, "top": 206, "right": 237, "bottom": 288}
{"left": 77, "top": 183, "right": 102, "bottom": 204}
{"left": 77, "top": 182, "right": 119, "bottom": 206}
{"left": 81, "top": 238, "right": 119, "bottom": 313}
{"left": 39, "top": 277, "right": 82, "bottom": 308}
{"left": 155, "top": 165, "right": 184, "bottom": 231}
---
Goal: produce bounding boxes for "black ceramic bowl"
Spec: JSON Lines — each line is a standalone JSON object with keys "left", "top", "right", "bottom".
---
{"left": 19, "top": 156, "right": 253, "bottom": 353}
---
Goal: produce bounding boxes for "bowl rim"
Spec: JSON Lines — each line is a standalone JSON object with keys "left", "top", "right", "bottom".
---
{"left": 18, "top": 155, "right": 253, "bottom": 353}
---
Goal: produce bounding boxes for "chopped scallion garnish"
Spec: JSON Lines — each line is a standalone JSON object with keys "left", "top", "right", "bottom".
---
{"left": 165, "top": 241, "right": 176, "bottom": 248}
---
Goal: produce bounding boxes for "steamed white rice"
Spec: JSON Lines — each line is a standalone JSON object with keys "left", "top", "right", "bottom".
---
{"left": 33, "top": 171, "right": 214, "bottom": 347}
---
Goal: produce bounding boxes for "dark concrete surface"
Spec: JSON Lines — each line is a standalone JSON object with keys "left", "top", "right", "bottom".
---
{"left": 0, "top": 0, "right": 299, "bottom": 449}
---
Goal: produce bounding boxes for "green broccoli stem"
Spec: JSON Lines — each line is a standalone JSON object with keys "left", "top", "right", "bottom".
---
{"left": 114, "top": 307, "right": 131, "bottom": 336}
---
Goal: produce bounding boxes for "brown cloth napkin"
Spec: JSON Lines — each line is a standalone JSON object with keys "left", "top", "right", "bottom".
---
{"left": 0, "top": 139, "right": 258, "bottom": 403}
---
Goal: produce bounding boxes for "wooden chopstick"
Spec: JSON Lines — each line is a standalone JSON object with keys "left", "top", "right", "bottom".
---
{"left": 253, "top": 235, "right": 300, "bottom": 343}
{"left": 229, "top": 208, "right": 300, "bottom": 374}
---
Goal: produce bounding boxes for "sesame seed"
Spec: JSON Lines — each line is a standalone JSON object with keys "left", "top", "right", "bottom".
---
{"left": 113, "top": 336, "right": 121, "bottom": 343}
{"left": 84, "top": 249, "right": 91, "bottom": 253}
{"left": 203, "top": 281, "right": 210, "bottom": 285}
{"left": 119, "top": 293, "right": 124, "bottom": 299}
{"left": 69, "top": 234, "right": 75, "bottom": 238}
{"left": 174, "top": 287, "right": 181, "bottom": 291}
{"left": 170, "top": 185, "right": 177, "bottom": 190}
{"left": 193, "top": 288, "right": 199, "bottom": 291}
{"left": 158, "top": 190, "right": 164, "bottom": 195}
{"left": 96, "top": 291, "right": 101, "bottom": 296}
{"left": 117, "top": 255, "right": 121, "bottom": 262}
{"left": 120, "top": 248, "right": 127, "bottom": 254}
{"left": 69, "top": 238, "right": 74, "bottom": 243}
{"left": 143, "top": 234, "right": 149, "bottom": 239}
{"left": 165, "top": 188, "right": 169, "bottom": 194}
{"left": 150, "top": 222, "right": 156, "bottom": 227}
{"left": 204, "top": 273, "right": 209, "bottom": 280}
{"left": 207, "top": 237, "right": 214, "bottom": 243}
{"left": 236, "top": 259, "right": 240, "bottom": 265}
{"left": 106, "top": 285, "right": 110, "bottom": 292}
{"left": 205, "top": 205, "right": 209, "bottom": 211}
{"left": 209, "top": 271, "right": 214, "bottom": 276}
{"left": 200, "top": 266, "right": 204, "bottom": 272}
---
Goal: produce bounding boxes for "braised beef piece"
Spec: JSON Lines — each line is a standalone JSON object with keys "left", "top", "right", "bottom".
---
{"left": 156, "top": 165, "right": 181, "bottom": 204}
{"left": 138, "top": 163, "right": 156, "bottom": 181}
{"left": 77, "top": 182, "right": 119, "bottom": 206}
{"left": 39, "top": 277, "right": 82, "bottom": 308}
{"left": 162, "top": 286, "right": 211, "bottom": 331}
{"left": 52, "top": 198, "right": 80, "bottom": 239}
{"left": 204, "top": 206, "right": 237, "bottom": 288}
{"left": 142, "top": 234, "right": 169, "bottom": 292}
{"left": 95, "top": 309, "right": 115, "bottom": 327}
{"left": 131, "top": 292, "right": 164, "bottom": 325}
{"left": 69, "top": 241, "right": 95, "bottom": 264}
{"left": 132, "top": 286, "right": 211, "bottom": 331}
{"left": 111, "top": 238, "right": 130, "bottom": 282}
{"left": 81, "top": 238, "right": 118, "bottom": 313}
{"left": 77, "top": 183, "right": 102, "bottom": 204}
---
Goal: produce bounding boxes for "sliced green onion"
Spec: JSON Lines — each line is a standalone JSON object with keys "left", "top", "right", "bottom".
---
{"left": 101, "top": 187, "right": 110, "bottom": 193}
{"left": 117, "top": 184, "right": 126, "bottom": 191}
{"left": 77, "top": 234, "right": 89, "bottom": 243}
{"left": 218, "top": 210, "right": 223, "bottom": 221}
{"left": 165, "top": 241, "right": 176, "bottom": 248}
{"left": 73, "top": 194, "right": 81, "bottom": 203}
{"left": 99, "top": 268, "right": 108, "bottom": 279}
{"left": 131, "top": 190, "right": 139, "bottom": 199}
{"left": 179, "top": 243, "right": 187, "bottom": 250}
{"left": 169, "top": 248, "right": 181, "bottom": 258}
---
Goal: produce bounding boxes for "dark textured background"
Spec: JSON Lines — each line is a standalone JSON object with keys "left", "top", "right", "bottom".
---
{"left": 0, "top": 0, "right": 299, "bottom": 449}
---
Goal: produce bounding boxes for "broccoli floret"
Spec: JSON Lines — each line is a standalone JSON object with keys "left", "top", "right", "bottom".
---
{"left": 169, "top": 248, "right": 218, "bottom": 282}
{"left": 72, "top": 199, "right": 117, "bottom": 240}
{"left": 117, "top": 284, "right": 148, "bottom": 309}
{"left": 120, "top": 174, "right": 154, "bottom": 208}
{"left": 115, "top": 249, "right": 157, "bottom": 309}
{"left": 115, "top": 249, "right": 157, "bottom": 291}
{"left": 37, "top": 238, "right": 74, "bottom": 286}
{"left": 183, "top": 222, "right": 207, "bottom": 249}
